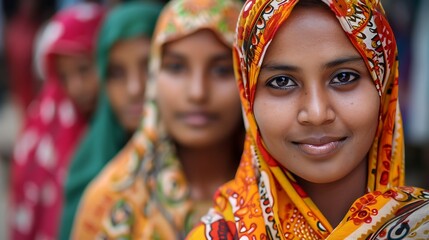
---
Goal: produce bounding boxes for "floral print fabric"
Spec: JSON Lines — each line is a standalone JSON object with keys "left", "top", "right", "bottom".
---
{"left": 187, "top": 0, "right": 429, "bottom": 239}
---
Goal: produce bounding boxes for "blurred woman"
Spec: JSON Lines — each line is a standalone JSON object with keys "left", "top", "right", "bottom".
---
{"left": 59, "top": 2, "right": 163, "bottom": 239}
{"left": 3, "top": 0, "right": 55, "bottom": 112}
{"left": 9, "top": 3, "right": 104, "bottom": 240}
{"left": 72, "top": 0, "right": 244, "bottom": 238}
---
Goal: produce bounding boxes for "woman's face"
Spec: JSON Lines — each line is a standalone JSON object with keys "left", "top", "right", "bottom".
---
{"left": 106, "top": 37, "right": 151, "bottom": 132}
{"left": 254, "top": 6, "right": 380, "bottom": 184}
{"left": 56, "top": 54, "right": 99, "bottom": 118}
{"left": 157, "top": 30, "right": 242, "bottom": 148}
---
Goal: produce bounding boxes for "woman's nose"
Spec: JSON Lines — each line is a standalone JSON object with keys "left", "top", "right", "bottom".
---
{"left": 297, "top": 86, "right": 336, "bottom": 125}
{"left": 126, "top": 74, "right": 144, "bottom": 98}
{"left": 186, "top": 70, "right": 208, "bottom": 103}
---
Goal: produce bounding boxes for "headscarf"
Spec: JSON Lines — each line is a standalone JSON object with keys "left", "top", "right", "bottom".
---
{"left": 71, "top": 0, "right": 242, "bottom": 239}
{"left": 9, "top": 3, "right": 104, "bottom": 240}
{"left": 187, "top": 0, "right": 429, "bottom": 239}
{"left": 59, "top": 2, "right": 162, "bottom": 239}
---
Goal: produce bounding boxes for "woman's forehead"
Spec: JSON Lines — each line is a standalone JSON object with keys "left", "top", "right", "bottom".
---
{"left": 261, "top": 6, "right": 359, "bottom": 65}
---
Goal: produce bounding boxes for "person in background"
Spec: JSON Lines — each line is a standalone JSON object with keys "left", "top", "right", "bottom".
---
{"left": 9, "top": 3, "right": 104, "bottom": 240}
{"left": 71, "top": 0, "right": 244, "bottom": 238}
{"left": 408, "top": 0, "right": 429, "bottom": 188}
{"left": 59, "top": 2, "right": 163, "bottom": 239}
{"left": 187, "top": 0, "right": 429, "bottom": 239}
{"left": 3, "top": 0, "right": 54, "bottom": 112}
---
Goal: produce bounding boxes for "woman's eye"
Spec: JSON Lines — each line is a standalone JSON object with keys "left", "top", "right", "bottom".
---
{"left": 162, "top": 62, "right": 185, "bottom": 74}
{"left": 107, "top": 66, "right": 124, "bottom": 81}
{"left": 330, "top": 72, "right": 359, "bottom": 85}
{"left": 266, "top": 75, "right": 297, "bottom": 89}
{"left": 78, "top": 64, "right": 95, "bottom": 77}
{"left": 212, "top": 65, "right": 234, "bottom": 77}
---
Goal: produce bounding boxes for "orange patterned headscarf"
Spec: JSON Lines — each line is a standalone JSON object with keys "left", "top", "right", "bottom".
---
{"left": 237, "top": 0, "right": 403, "bottom": 192}
{"left": 187, "top": 0, "right": 429, "bottom": 239}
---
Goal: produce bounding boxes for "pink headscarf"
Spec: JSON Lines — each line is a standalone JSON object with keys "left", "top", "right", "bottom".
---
{"left": 9, "top": 4, "right": 104, "bottom": 240}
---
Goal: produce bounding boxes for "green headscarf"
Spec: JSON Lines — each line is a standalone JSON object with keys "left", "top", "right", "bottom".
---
{"left": 59, "top": 2, "right": 162, "bottom": 239}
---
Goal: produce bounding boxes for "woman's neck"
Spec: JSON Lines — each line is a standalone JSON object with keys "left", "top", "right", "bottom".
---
{"left": 177, "top": 140, "right": 239, "bottom": 202}
{"left": 297, "top": 159, "right": 367, "bottom": 228}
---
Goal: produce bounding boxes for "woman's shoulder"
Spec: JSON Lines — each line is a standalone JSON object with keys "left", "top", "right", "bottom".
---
{"left": 72, "top": 142, "right": 147, "bottom": 239}
{"left": 383, "top": 186, "right": 429, "bottom": 217}
{"left": 347, "top": 186, "right": 429, "bottom": 222}
{"left": 338, "top": 186, "right": 429, "bottom": 239}
{"left": 185, "top": 171, "right": 259, "bottom": 239}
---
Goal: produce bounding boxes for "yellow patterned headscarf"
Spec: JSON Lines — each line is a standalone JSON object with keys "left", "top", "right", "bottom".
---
{"left": 187, "top": 0, "right": 429, "bottom": 239}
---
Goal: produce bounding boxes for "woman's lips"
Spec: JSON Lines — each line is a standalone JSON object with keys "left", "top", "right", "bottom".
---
{"left": 177, "top": 112, "right": 217, "bottom": 127}
{"left": 127, "top": 104, "right": 143, "bottom": 117}
{"left": 293, "top": 136, "right": 347, "bottom": 156}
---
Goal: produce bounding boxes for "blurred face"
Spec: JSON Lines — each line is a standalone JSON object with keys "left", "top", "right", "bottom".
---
{"left": 157, "top": 30, "right": 242, "bottom": 148}
{"left": 106, "top": 37, "right": 151, "bottom": 132}
{"left": 56, "top": 54, "right": 99, "bottom": 118}
{"left": 254, "top": 7, "right": 380, "bottom": 184}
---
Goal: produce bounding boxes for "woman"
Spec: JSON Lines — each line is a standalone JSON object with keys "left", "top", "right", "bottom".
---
{"left": 59, "top": 2, "right": 163, "bottom": 239}
{"left": 9, "top": 3, "right": 104, "bottom": 240}
{"left": 3, "top": 0, "right": 53, "bottom": 112}
{"left": 187, "top": 0, "right": 429, "bottom": 239}
{"left": 72, "top": 0, "right": 244, "bottom": 238}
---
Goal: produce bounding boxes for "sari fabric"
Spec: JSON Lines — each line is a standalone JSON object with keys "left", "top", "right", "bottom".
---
{"left": 59, "top": 2, "right": 163, "bottom": 239}
{"left": 71, "top": 0, "right": 242, "bottom": 239}
{"left": 9, "top": 4, "right": 104, "bottom": 240}
{"left": 187, "top": 0, "right": 429, "bottom": 239}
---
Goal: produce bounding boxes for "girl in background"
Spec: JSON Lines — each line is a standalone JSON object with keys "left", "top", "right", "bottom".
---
{"left": 59, "top": 2, "right": 163, "bottom": 239}
{"left": 72, "top": 0, "right": 244, "bottom": 238}
{"left": 10, "top": 3, "right": 104, "bottom": 239}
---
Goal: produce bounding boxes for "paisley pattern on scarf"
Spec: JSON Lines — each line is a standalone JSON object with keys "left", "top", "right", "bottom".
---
{"left": 186, "top": 0, "right": 429, "bottom": 239}
{"left": 71, "top": 0, "right": 242, "bottom": 239}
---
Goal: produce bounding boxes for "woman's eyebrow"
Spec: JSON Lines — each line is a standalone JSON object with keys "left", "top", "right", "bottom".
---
{"left": 162, "top": 50, "right": 185, "bottom": 60}
{"left": 323, "top": 56, "right": 363, "bottom": 69}
{"left": 260, "top": 56, "right": 363, "bottom": 72}
{"left": 260, "top": 63, "right": 299, "bottom": 72}
{"left": 210, "top": 53, "right": 232, "bottom": 62}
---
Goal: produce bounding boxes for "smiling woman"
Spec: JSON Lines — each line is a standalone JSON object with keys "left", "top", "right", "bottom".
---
{"left": 254, "top": 3, "right": 381, "bottom": 227}
{"left": 255, "top": 5, "right": 380, "bottom": 189}
{"left": 186, "top": 0, "right": 429, "bottom": 239}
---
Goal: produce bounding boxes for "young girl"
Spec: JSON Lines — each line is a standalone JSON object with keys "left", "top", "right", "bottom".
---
{"left": 59, "top": 2, "right": 163, "bottom": 239}
{"left": 9, "top": 3, "right": 104, "bottom": 240}
{"left": 71, "top": 0, "right": 244, "bottom": 238}
{"left": 187, "top": 0, "right": 429, "bottom": 239}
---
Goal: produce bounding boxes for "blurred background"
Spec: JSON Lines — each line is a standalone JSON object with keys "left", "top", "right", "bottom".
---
{"left": 0, "top": 0, "right": 428, "bottom": 239}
